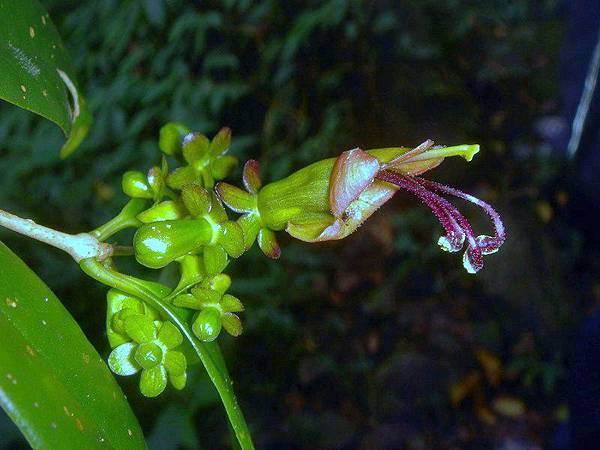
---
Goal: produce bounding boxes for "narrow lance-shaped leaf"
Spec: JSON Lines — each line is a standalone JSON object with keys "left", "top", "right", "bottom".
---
{"left": 0, "top": 0, "right": 92, "bottom": 157}
{"left": 0, "top": 242, "right": 146, "bottom": 450}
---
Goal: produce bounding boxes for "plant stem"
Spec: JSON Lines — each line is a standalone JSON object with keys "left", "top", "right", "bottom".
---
{"left": 91, "top": 198, "right": 147, "bottom": 241}
{"left": 0, "top": 208, "right": 111, "bottom": 262}
{"left": 80, "top": 258, "right": 255, "bottom": 450}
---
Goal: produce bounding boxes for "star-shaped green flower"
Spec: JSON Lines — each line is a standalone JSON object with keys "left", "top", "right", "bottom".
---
{"left": 173, "top": 273, "right": 244, "bottom": 342}
{"left": 180, "top": 183, "right": 245, "bottom": 275}
{"left": 215, "top": 160, "right": 281, "bottom": 259}
{"left": 106, "top": 289, "right": 160, "bottom": 349}
{"left": 166, "top": 127, "right": 237, "bottom": 189}
{"left": 108, "top": 314, "right": 187, "bottom": 398}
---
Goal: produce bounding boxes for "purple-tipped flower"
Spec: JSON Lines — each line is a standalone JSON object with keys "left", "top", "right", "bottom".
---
{"left": 219, "top": 140, "right": 506, "bottom": 273}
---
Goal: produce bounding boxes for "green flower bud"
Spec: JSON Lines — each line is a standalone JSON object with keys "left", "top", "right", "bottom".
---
{"left": 192, "top": 308, "right": 222, "bottom": 342}
{"left": 159, "top": 122, "right": 190, "bottom": 155}
{"left": 133, "top": 219, "right": 213, "bottom": 269}
{"left": 134, "top": 342, "right": 163, "bottom": 370}
{"left": 122, "top": 171, "right": 153, "bottom": 199}
{"left": 136, "top": 200, "right": 186, "bottom": 223}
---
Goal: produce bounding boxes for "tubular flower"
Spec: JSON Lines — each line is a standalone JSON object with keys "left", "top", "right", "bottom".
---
{"left": 231, "top": 140, "right": 505, "bottom": 273}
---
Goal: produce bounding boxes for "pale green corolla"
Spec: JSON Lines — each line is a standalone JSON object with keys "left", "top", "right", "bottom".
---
{"left": 108, "top": 313, "right": 187, "bottom": 397}
{"left": 173, "top": 273, "right": 244, "bottom": 342}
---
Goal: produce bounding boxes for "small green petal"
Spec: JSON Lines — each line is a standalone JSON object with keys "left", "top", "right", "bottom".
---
{"left": 204, "top": 273, "right": 231, "bottom": 295}
{"left": 147, "top": 166, "right": 165, "bottom": 198}
{"left": 157, "top": 321, "right": 183, "bottom": 349}
{"left": 190, "top": 286, "right": 222, "bottom": 306}
{"left": 222, "top": 313, "right": 243, "bottom": 337}
{"left": 173, "top": 293, "right": 203, "bottom": 310}
{"left": 242, "top": 160, "right": 261, "bottom": 194}
{"left": 134, "top": 342, "right": 163, "bottom": 370}
{"left": 210, "top": 155, "right": 238, "bottom": 180}
{"left": 159, "top": 122, "right": 190, "bottom": 155}
{"left": 123, "top": 314, "right": 157, "bottom": 343}
{"left": 181, "top": 184, "right": 212, "bottom": 217}
{"left": 139, "top": 366, "right": 168, "bottom": 398}
{"left": 329, "top": 148, "right": 380, "bottom": 218}
{"left": 209, "top": 127, "right": 232, "bottom": 156}
{"left": 108, "top": 342, "right": 140, "bottom": 376}
{"left": 164, "top": 350, "right": 187, "bottom": 377}
{"left": 122, "top": 171, "right": 153, "bottom": 199}
{"left": 237, "top": 214, "right": 261, "bottom": 248}
{"left": 258, "top": 228, "right": 281, "bottom": 259}
{"left": 215, "top": 182, "right": 256, "bottom": 213}
{"left": 167, "top": 166, "right": 198, "bottom": 190}
{"left": 203, "top": 244, "right": 229, "bottom": 276}
{"left": 192, "top": 308, "right": 222, "bottom": 342}
{"left": 111, "top": 309, "right": 143, "bottom": 336}
{"left": 137, "top": 201, "right": 186, "bottom": 223}
{"left": 169, "top": 372, "right": 187, "bottom": 390}
{"left": 208, "top": 193, "right": 228, "bottom": 223}
{"left": 182, "top": 133, "right": 210, "bottom": 164}
{"left": 221, "top": 294, "right": 244, "bottom": 313}
{"left": 218, "top": 221, "right": 246, "bottom": 258}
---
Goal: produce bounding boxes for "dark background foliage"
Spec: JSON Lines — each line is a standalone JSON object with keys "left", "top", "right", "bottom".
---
{"left": 1, "top": 0, "right": 598, "bottom": 448}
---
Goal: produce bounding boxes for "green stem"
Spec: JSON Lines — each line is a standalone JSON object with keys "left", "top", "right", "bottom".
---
{"left": 80, "top": 258, "right": 254, "bottom": 450}
{"left": 91, "top": 199, "right": 147, "bottom": 241}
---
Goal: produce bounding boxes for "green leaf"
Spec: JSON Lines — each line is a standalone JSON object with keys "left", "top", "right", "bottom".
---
{"left": 0, "top": 0, "right": 92, "bottom": 157}
{"left": 0, "top": 242, "right": 146, "bottom": 449}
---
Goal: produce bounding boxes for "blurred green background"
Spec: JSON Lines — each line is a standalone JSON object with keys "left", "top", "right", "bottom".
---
{"left": 1, "top": 0, "right": 597, "bottom": 448}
